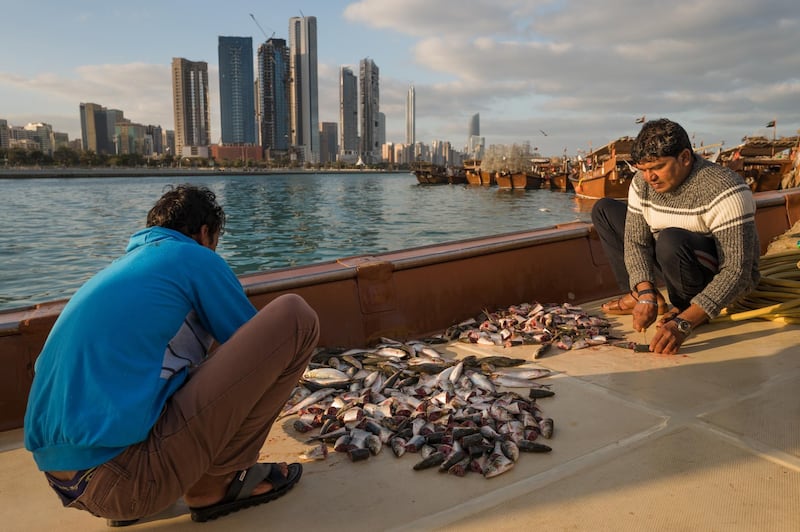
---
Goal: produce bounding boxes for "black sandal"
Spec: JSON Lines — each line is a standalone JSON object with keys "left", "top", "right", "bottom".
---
{"left": 189, "top": 462, "right": 302, "bottom": 522}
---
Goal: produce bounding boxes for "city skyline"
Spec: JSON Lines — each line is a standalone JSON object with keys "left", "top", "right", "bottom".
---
{"left": 1, "top": 1, "right": 798, "bottom": 156}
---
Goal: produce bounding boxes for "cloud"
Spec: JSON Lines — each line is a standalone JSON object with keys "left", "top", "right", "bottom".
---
{"left": 343, "top": 0, "right": 800, "bottom": 151}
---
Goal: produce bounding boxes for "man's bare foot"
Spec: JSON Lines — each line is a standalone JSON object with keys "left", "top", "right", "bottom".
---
{"left": 183, "top": 462, "right": 289, "bottom": 508}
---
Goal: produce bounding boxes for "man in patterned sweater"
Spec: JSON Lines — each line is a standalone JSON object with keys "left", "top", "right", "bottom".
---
{"left": 592, "top": 118, "right": 760, "bottom": 354}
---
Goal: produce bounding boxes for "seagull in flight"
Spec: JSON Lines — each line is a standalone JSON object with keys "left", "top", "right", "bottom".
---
{"left": 539, "top": 129, "right": 548, "bottom": 136}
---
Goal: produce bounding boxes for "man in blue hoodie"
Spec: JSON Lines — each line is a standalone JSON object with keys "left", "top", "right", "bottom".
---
{"left": 24, "top": 184, "right": 320, "bottom": 525}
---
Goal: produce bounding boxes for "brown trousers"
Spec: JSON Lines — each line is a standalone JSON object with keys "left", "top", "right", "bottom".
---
{"left": 68, "top": 294, "right": 319, "bottom": 520}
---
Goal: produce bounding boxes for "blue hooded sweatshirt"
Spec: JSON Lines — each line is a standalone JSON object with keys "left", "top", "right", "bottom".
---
{"left": 24, "top": 227, "right": 256, "bottom": 471}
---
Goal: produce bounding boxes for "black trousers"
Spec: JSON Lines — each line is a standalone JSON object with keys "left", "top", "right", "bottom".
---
{"left": 591, "top": 198, "right": 718, "bottom": 311}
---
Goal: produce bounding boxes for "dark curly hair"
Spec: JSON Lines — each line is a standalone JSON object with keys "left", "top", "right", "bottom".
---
{"left": 631, "top": 118, "right": 693, "bottom": 164}
{"left": 146, "top": 184, "right": 225, "bottom": 237}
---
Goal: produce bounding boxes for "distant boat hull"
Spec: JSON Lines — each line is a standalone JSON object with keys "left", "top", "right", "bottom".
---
{"left": 571, "top": 137, "right": 635, "bottom": 199}
{"left": 719, "top": 136, "right": 799, "bottom": 192}
{"left": 495, "top": 172, "right": 546, "bottom": 190}
{"left": 412, "top": 163, "right": 467, "bottom": 185}
{"left": 569, "top": 173, "right": 631, "bottom": 200}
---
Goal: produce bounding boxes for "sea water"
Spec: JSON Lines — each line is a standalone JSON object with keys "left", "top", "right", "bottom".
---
{"left": 0, "top": 172, "right": 594, "bottom": 311}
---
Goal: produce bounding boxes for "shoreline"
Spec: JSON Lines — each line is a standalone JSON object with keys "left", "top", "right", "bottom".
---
{"left": 0, "top": 167, "right": 408, "bottom": 179}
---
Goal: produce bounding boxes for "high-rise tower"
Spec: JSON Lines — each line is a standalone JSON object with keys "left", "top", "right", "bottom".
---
{"left": 339, "top": 66, "right": 358, "bottom": 157}
{"left": 218, "top": 36, "right": 256, "bottom": 145}
{"left": 469, "top": 113, "right": 480, "bottom": 137}
{"left": 288, "top": 16, "right": 319, "bottom": 163}
{"left": 171, "top": 58, "right": 210, "bottom": 156}
{"left": 257, "top": 38, "right": 290, "bottom": 156}
{"left": 359, "top": 58, "right": 379, "bottom": 164}
{"left": 79, "top": 102, "right": 110, "bottom": 154}
{"left": 406, "top": 85, "right": 415, "bottom": 146}
{"left": 467, "top": 113, "right": 483, "bottom": 159}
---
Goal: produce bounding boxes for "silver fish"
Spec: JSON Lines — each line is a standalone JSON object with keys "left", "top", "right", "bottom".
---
{"left": 468, "top": 371, "right": 496, "bottom": 394}
{"left": 279, "top": 388, "right": 336, "bottom": 419}
{"left": 491, "top": 368, "right": 553, "bottom": 380}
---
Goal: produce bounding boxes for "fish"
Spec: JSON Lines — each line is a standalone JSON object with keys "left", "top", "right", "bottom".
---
{"left": 517, "top": 440, "right": 552, "bottom": 453}
{"left": 439, "top": 450, "right": 467, "bottom": 472}
{"left": 483, "top": 452, "right": 515, "bottom": 478}
{"left": 390, "top": 437, "right": 407, "bottom": 457}
{"left": 413, "top": 451, "right": 446, "bottom": 471}
{"left": 491, "top": 368, "right": 553, "bottom": 380}
{"left": 540, "top": 417, "right": 554, "bottom": 439}
{"left": 501, "top": 440, "right": 520, "bottom": 462}
{"left": 279, "top": 388, "right": 336, "bottom": 419}
{"left": 349, "top": 448, "right": 371, "bottom": 462}
{"left": 280, "top": 301, "right": 574, "bottom": 476}
{"left": 490, "top": 375, "right": 546, "bottom": 389}
{"left": 468, "top": 371, "right": 496, "bottom": 394}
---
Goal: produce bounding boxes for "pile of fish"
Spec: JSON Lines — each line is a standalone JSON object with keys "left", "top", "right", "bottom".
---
{"left": 282, "top": 337, "right": 558, "bottom": 479}
{"left": 441, "top": 301, "right": 617, "bottom": 356}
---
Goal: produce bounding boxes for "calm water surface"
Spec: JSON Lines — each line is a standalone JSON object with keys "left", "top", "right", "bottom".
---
{"left": 1, "top": 172, "right": 594, "bottom": 311}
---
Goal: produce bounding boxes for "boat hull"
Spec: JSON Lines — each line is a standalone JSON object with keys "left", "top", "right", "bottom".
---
{"left": 2, "top": 189, "right": 799, "bottom": 431}
{"left": 569, "top": 173, "right": 631, "bottom": 200}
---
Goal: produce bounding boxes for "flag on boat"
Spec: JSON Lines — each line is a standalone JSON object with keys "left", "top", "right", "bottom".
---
{"left": 766, "top": 120, "right": 776, "bottom": 128}
{"left": 635, "top": 115, "right": 645, "bottom": 124}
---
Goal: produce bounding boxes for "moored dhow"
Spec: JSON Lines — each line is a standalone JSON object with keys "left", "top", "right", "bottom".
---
{"left": 569, "top": 136, "right": 635, "bottom": 200}
{"left": 719, "top": 135, "right": 800, "bottom": 192}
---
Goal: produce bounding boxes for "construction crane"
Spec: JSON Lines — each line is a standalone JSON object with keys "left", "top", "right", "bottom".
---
{"left": 249, "top": 13, "right": 274, "bottom": 41}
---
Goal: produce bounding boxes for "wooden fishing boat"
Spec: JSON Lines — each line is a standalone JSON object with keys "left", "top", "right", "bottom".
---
{"left": 494, "top": 166, "right": 547, "bottom": 190}
{"left": 549, "top": 157, "right": 575, "bottom": 192}
{"left": 3, "top": 189, "right": 800, "bottom": 530}
{"left": 412, "top": 161, "right": 466, "bottom": 185}
{"left": 464, "top": 159, "right": 494, "bottom": 186}
{"left": 719, "top": 136, "right": 799, "bottom": 192}
{"left": 494, "top": 170, "right": 528, "bottom": 189}
{"left": 569, "top": 137, "right": 635, "bottom": 199}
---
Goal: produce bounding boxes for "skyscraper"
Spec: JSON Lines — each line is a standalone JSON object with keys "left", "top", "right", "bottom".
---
{"left": 469, "top": 113, "right": 480, "bottom": 137}
{"left": 0, "top": 119, "right": 9, "bottom": 150}
{"left": 172, "top": 58, "right": 210, "bottom": 156}
{"left": 218, "top": 36, "right": 256, "bottom": 145}
{"left": 319, "top": 122, "right": 338, "bottom": 164}
{"left": 257, "top": 38, "right": 290, "bottom": 156}
{"left": 467, "top": 113, "right": 483, "bottom": 159}
{"left": 339, "top": 66, "right": 358, "bottom": 158}
{"left": 406, "top": 85, "right": 415, "bottom": 145}
{"left": 79, "top": 102, "right": 113, "bottom": 154}
{"left": 359, "top": 58, "right": 379, "bottom": 164}
{"left": 288, "top": 16, "right": 319, "bottom": 163}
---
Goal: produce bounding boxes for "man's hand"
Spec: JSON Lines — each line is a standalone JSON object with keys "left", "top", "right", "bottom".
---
{"left": 649, "top": 320, "right": 687, "bottom": 354}
{"left": 631, "top": 301, "right": 658, "bottom": 333}
{"left": 649, "top": 304, "right": 709, "bottom": 354}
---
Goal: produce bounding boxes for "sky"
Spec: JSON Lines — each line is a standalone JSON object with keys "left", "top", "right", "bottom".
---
{"left": 2, "top": 0, "right": 799, "bottom": 156}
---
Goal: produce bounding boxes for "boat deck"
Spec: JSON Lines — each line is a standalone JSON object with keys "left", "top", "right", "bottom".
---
{"left": 2, "top": 294, "right": 799, "bottom": 531}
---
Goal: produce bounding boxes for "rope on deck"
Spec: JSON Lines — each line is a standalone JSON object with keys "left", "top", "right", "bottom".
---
{"left": 717, "top": 249, "right": 800, "bottom": 324}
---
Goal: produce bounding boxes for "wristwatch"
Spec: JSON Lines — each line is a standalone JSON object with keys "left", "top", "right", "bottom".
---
{"left": 673, "top": 317, "right": 692, "bottom": 336}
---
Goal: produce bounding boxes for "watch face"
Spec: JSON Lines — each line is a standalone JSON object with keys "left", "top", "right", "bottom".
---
{"left": 675, "top": 318, "right": 691, "bottom": 333}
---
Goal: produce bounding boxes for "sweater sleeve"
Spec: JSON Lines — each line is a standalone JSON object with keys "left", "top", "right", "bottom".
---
{"left": 693, "top": 185, "right": 760, "bottom": 317}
